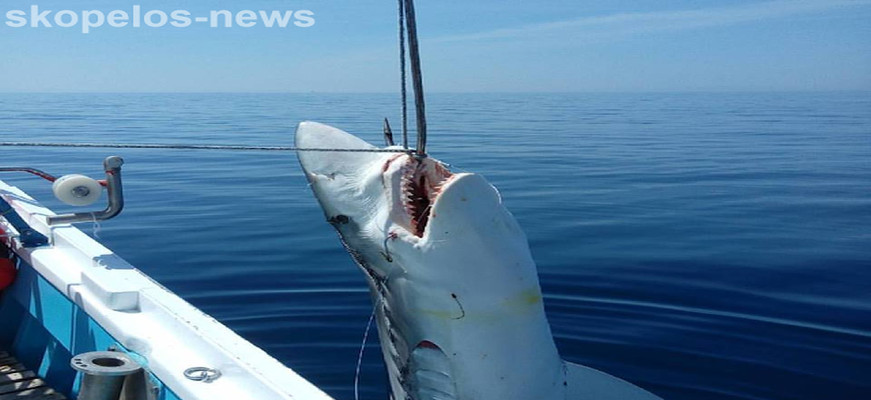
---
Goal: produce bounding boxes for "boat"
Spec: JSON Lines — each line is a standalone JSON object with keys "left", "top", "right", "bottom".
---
{"left": 0, "top": 157, "right": 334, "bottom": 399}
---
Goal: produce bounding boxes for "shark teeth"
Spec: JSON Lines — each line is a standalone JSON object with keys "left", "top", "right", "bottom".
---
{"left": 400, "top": 157, "right": 453, "bottom": 238}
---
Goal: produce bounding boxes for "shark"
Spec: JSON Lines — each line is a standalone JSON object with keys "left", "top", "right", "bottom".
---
{"left": 296, "top": 121, "right": 662, "bottom": 400}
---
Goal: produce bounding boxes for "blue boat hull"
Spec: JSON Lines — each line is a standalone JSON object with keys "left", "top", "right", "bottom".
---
{"left": 0, "top": 258, "right": 182, "bottom": 400}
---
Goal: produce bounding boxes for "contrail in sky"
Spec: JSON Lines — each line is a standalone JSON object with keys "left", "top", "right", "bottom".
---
{"left": 434, "top": 0, "right": 871, "bottom": 43}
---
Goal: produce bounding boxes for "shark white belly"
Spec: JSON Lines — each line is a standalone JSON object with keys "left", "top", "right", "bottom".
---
{"left": 295, "top": 121, "right": 662, "bottom": 400}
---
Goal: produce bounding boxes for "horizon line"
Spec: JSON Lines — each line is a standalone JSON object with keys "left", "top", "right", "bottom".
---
{"left": 1, "top": 89, "right": 869, "bottom": 95}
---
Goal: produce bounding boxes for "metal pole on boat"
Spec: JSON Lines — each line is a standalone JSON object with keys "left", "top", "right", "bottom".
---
{"left": 71, "top": 351, "right": 142, "bottom": 400}
{"left": 402, "top": 0, "right": 427, "bottom": 156}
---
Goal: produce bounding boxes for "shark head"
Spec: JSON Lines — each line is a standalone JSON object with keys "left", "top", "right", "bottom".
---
{"left": 296, "top": 121, "right": 564, "bottom": 399}
{"left": 296, "top": 121, "right": 663, "bottom": 400}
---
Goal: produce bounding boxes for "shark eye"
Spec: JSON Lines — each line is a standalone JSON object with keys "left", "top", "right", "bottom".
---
{"left": 328, "top": 215, "right": 350, "bottom": 224}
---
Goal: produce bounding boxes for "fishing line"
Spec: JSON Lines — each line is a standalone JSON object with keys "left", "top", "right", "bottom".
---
{"left": 0, "top": 142, "right": 413, "bottom": 153}
{"left": 354, "top": 302, "right": 379, "bottom": 400}
{"left": 90, "top": 213, "right": 101, "bottom": 239}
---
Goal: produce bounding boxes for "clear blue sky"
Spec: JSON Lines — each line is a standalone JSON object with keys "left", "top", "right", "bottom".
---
{"left": 1, "top": 0, "right": 869, "bottom": 92}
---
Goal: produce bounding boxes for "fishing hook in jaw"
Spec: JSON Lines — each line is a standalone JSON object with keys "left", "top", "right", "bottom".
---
{"left": 381, "top": 239, "right": 393, "bottom": 262}
{"left": 381, "top": 231, "right": 399, "bottom": 262}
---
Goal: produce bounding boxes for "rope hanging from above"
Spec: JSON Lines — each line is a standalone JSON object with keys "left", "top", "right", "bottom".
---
{"left": 401, "top": 0, "right": 428, "bottom": 156}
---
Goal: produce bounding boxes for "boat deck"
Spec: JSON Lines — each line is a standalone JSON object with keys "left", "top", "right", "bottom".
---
{"left": 0, "top": 350, "right": 66, "bottom": 400}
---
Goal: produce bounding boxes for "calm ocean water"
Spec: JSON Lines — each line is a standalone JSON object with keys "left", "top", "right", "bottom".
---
{"left": 0, "top": 92, "right": 869, "bottom": 399}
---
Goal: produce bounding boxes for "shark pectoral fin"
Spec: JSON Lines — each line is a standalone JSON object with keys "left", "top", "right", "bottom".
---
{"left": 410, "top": 341, "right": 458, "bottom": 400}
{"left": 564, "top": 362, "right": 662, "bottom": 400}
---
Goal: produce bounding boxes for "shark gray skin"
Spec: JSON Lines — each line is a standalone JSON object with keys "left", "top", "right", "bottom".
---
{"left": 296, "top": 121, "right": 662, "bottom": 400}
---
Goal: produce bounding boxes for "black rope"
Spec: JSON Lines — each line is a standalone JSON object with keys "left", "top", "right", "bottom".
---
{"left": 403, "top": 0, "right": 427, "bottom": 156}
{"left": 398, "top": 0, "right": 409, "bottom": 150}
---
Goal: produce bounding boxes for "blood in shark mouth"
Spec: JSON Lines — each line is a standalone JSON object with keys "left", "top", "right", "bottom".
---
{"left": 401, "top": 157, "right": 453, "bottom": 237}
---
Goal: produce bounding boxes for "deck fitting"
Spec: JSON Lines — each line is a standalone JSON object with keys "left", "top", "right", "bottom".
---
{"left": 71, "top": 351, "right": 142, "bottom": 400}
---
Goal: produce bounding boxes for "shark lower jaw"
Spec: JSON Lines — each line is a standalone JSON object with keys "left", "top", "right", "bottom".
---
{"left": 386, "top": 155, "right": 454, "bottom": 238}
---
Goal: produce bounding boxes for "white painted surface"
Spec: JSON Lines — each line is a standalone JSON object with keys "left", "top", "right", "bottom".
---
{"left": 0, "top": 181, "right": 334, "bottom": 400}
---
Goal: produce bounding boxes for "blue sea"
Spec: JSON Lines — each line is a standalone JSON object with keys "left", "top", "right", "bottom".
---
{"left": 0, "top": 92, "right": 869, "bottom": 400}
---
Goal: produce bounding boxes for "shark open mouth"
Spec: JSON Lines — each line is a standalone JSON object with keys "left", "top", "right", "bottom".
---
{"left": 400, "top": 157, "right": 453, "bottom": 237}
